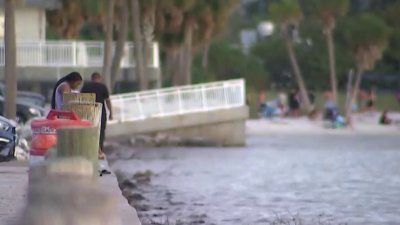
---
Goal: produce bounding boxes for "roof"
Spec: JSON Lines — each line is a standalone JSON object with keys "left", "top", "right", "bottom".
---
{"left": 0, "top": 0, "right": 61, "bottom": 10}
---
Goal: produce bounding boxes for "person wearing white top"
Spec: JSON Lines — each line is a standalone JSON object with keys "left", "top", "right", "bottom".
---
{"left": 51, "top": 72, "right": 83, "bottom": 110}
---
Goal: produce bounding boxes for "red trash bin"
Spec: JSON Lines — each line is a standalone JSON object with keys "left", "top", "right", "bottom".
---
{"left": 30, "top": 110, "right": 92, "bottom": 165}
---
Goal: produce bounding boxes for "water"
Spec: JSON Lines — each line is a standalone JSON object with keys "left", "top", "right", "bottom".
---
{"left": 112, "top": 134, "right": 400, "bottom": 225}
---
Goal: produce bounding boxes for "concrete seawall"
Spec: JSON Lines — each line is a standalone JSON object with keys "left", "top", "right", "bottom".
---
{"left": 107, "top": 106, "right": 249, "bottom": 146}
{"left": 0, "top": 160, "right": 141, "bottom": 225}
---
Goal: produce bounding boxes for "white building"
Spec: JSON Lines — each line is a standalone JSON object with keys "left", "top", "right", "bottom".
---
{"left": 0, "top": 0, "right": 160, "bottom": 96}
{"left": 0, "top": 0, "right": 61, "bottom": 40}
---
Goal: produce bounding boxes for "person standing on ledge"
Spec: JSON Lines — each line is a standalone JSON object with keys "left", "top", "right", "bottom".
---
{"left": 80, "top": 72, "right": 113, "bottom": 159}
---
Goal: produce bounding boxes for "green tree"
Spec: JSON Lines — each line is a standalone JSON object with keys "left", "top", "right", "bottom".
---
{"left": 141, "top": 0, "right": 159, "bottom": 88}
{"left": 301, "top": 0, "right": 349, "bottom": 104}
{"left": 155, "top": 0, "right": 238, "bottom": 86}
{"left": 47, "top": 0, "right": 107, "bottom": 39}
{"left": 196, "top": 0, "right": 239, "bottom": 69}
{"left": 375, "top": 2, "right": 400, "bottom": 72}
{"left": 102, "top": 0, "right": 116, "bottom": 90}
{"left": 269, "top": 0, "right": 312, "bottom": 111}
{"left": 4, "top": 0, "right": 17, "bottom": 121}
{"left": 131, "top": 0, "right": 147, "bottom": 90}
{"left": 192, "top": 40, "right": 267, "bottom": 88}
{"left": 251, "top": 36, "right": 292, "bottom": 88}
{"left": 111, "top": 0, "right": 129, "bottom": 90}
{"left": 343, "top": 14, "right": 390, "bottom": 124}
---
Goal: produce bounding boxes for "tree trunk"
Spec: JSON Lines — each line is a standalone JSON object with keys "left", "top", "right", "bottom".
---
{"left": 345, "top": 68, "right": 363, "bottom": 126}
{"left": 142, "top": 8, "right": 156, "bottom": 89}
{"left": 131, "top": 0, "right": 147, "bottom": 90}
{"left": 164, "top": 50, "right": 178, "bottom": 85}
{"left": 4, "top": 0, "right": 17, "bottom": 120}
{"left": 111, "top": 0, "right": 129, "bottom": 90}
{"left": 202, "top": 42, "right": 210, "bottom": 69}
{"left": 181, "top": 23, "right": 194, "bottom": 85}
{"left": 325, "top": 29, "right": 338, "bottom": 105}
{"left": 143, "top": 41, "right": 152, "bottom": 87}
{"left": 173, "top": 48, "right": 184, "bottom": 86}
{"left": 102, "top": 0, "right": 116, "bottom": 91}
{"left": 283, "top": 32, "right": 311, "bottom": 111}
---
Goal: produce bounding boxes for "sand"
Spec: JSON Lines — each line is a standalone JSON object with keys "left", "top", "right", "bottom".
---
{"left": 247, "top": 112, "right": 400, "bottom": 135}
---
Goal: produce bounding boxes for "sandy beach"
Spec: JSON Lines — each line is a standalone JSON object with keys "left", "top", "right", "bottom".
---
{"left": 247, "top": 112, "right": 400, "bottom": 136}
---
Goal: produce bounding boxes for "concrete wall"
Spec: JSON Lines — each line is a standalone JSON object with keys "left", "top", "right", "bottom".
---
{"left": 106, "top": 106, "right": 249, "bottom": 146}
{"left": 0, "top": 6, "right": 45, "bottom": 40}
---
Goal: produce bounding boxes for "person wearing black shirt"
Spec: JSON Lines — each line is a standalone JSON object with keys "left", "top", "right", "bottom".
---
{"left": 81, "top": 72, "right": 113, "bottom": 158}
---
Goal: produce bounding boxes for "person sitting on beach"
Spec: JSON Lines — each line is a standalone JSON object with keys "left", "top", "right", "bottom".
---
{"left": 323, "top": 91, "right": 337, "bottom": 121}
{"left": 379, "top": 111, "right": 392, "bottom": 125}
{"left": 363, "top": 88, "right": 376, "bottom": 112}
{"left": 288, "top": 89, "right": 300, "bottom": 117}
{"left": 258, "top": 90, "right": 267, "bottom": 118}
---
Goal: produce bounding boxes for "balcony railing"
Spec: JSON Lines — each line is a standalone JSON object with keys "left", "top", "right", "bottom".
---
{"left": 0, "top": 41, "right": 160, "bottom": 68}
{"left": 109, "top": 79, "right": 246, "bottom": 123}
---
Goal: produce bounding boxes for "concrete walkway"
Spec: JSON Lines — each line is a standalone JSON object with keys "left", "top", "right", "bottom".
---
{"left": 0, "top": 161, "right": 141, "bottom": 225}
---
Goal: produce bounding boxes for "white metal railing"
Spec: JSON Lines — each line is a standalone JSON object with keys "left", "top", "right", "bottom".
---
{"left": 109, "top": 79, "right": 245, "bottom": 123}
{"left": 0, "top": 41, "right": 160, "bottom": 68}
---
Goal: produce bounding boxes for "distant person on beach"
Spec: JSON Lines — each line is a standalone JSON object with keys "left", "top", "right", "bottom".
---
{"left": 323, "top": 91, "right": 337, "bottom": 121}
{"left": 51, "top": 72, "right": 83, "bottom": 110}
{"left": 81, "top": 72, "right": 113, "bottom": 159}
{"left": 379, "top": 111, "right": 392, "bottom": 125}
{"left": 258, "top": 90, "right": 267, "bottom": 117}
{"left": 288, "top": 89, "right": 300, "bottom": 117}
{"left": 276, "top": 93, "right": 288, "bottom": 117}
{"left": 364, "top": 88, "right": 376, "bottom": 112}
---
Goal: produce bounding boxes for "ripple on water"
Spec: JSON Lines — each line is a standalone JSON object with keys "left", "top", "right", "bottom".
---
{"left": 112, "top": 135, "right": 400, "bottom": 225}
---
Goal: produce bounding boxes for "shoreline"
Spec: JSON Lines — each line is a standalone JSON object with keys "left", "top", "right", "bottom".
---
{"left": 246, "top": 113, "right": 400, "bottom": 136}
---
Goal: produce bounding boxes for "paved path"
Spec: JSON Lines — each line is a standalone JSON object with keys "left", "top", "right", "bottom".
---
{"left": 0, "top": 161, "right": 141, "bottom": 225}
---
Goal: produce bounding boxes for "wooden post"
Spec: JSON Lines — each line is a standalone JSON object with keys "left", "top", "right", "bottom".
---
{"left": 62, "top": 102, "right": 103, "bottom": 127}
{"left": 60, "top": 93, "right": 103, "bottom": 173}
{"left": 63, "top": 92, "right": 102, "bottom": 126}
{"left": 20, "top": 158, "right": 119, "bottom": 225}
{"left": 63, "top": 92, "right": 96, "bottom": 104}
{"left": 57, "top": 126, "right": 100, "bottom": 173}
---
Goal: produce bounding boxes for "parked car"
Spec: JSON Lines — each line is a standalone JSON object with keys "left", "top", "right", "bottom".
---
{"left": 0, "top": 116, "right": 16, "bottom": 162}
{"left": 0, "top": 83, "right": 46, "bottom": 107}
{"left": 0, "top": 96, "right": 45, "bottom": 124}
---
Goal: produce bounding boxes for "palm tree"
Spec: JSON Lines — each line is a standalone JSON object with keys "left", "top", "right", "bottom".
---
{"left": 269, "top": 0, "right": 312, "bottom": 111}
{"left": 178, "top": 0, "right": 239, "bottom": 85}
{"left": 141, "top": 0, "right": 159, "bottom": 88}
{"left": 301, "top": 0, "right": 348, "bottom": 104}
{"left": 170, "top": 0, "right": 197, "bottom": 85}
{"left": 102, "top": 0, "right": 116, "bottom": 90}
{"left": 4, "top": 0, "right": 17, "bottom": 120}
{"left": 131, "top": 0, "right": 147, "bottom": 90}
{"left": 198, "top": 0, "right": 239, "bottom": 69}
{"left": 46, "top": 0, "right": 86, "bottom": 39}
{"left": 111, "top": 0, "right": 129, "bottom": 90}
{"left": 154, "top": 0, "right": 238, "bottom": 86}
{"left": 343, "top": 14, "right": 390, "bottom": 125}
{"left": 154, "top": 0, "right": 193, "bottom": 86}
